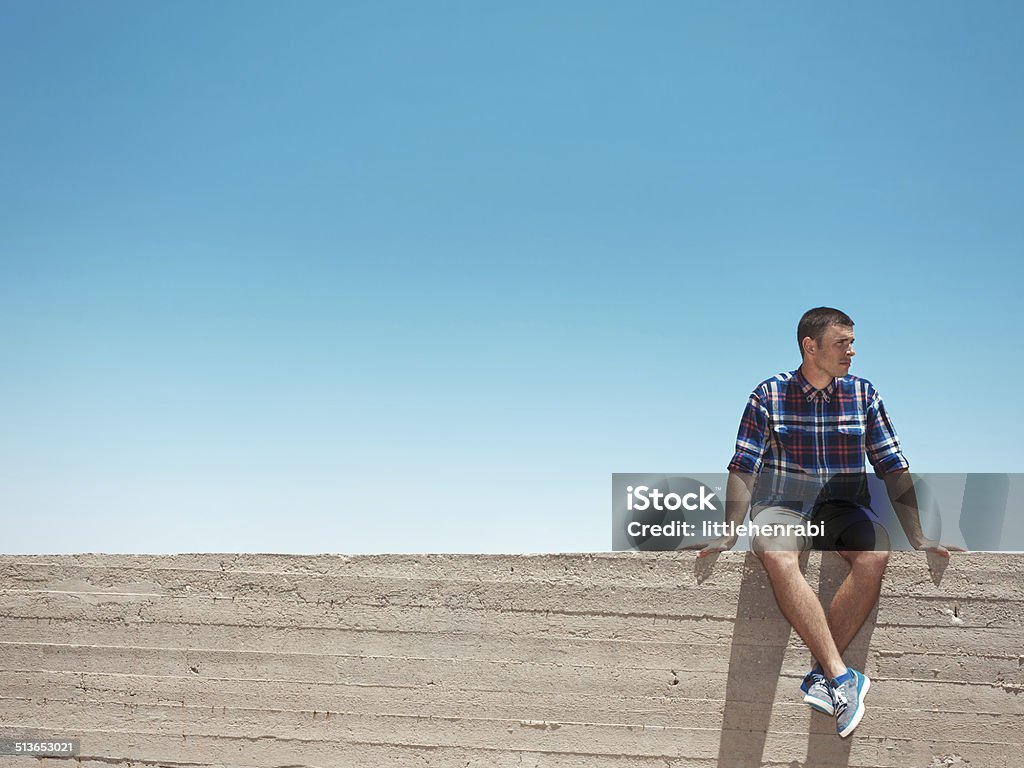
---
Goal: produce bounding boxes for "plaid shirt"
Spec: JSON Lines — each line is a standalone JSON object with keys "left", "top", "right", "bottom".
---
{"left": 727, "top": 368, "right": 909, "bottom": 512}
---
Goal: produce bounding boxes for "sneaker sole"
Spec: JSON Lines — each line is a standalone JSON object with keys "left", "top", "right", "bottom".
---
{"left": 837, "top": 675, "right": 871, "bottom": 738}
{"left": 803, "top": 693, "right": 834, "bottom": 716}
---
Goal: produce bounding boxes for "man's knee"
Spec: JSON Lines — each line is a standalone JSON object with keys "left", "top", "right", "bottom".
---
{"left": 844, "top": 547, "right": 890, "bottom": 574}
{"left": 755, "top": 546, "right": 802, "bottom": 576}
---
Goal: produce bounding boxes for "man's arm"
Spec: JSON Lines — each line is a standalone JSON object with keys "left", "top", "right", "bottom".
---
{"left": 690, "top": 388, "right": 768, "bottom": 556}
{"left": 866, "top": 386, "right": 965, "bottom": 557}
{"left": 686, "top": 470, "right": 755, "bottom": 557}
{"left": 883, "top": 468, "right": 966, "bottom": 558}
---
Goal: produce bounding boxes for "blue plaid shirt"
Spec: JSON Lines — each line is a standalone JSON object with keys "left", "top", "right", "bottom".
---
{"left": 727, "top": 368, "right": 909, "bottom": 513}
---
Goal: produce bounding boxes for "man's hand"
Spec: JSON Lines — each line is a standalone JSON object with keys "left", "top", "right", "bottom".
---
{"left": 911, "top": 537, "right": 968, "bottom": 558}
{"left": 682, "top": 471, "right": 754, "bottom": 558}
{"left": 683, "top": 535, "right": 738, "bottom": 558}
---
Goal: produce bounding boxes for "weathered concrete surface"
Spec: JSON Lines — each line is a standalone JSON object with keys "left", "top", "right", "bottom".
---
{"left": 0, "top": 551, "right": 1021, "bottom": 768}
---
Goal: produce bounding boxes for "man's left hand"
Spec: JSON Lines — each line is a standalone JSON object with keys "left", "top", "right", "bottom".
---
{"left": 912, "top": 538, "right": 968, "bottom": 558}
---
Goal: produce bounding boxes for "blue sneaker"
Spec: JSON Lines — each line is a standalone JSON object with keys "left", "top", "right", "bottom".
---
{"left": 800, "top": 667, "right": 834, "bottom": 716}
{"left": 831, "top": 668, "right": 870, "bottom": 738}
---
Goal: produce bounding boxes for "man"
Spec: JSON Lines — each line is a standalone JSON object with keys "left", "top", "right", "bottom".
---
{"left": 693, "top": 307, "right": 963, "bottom": 738}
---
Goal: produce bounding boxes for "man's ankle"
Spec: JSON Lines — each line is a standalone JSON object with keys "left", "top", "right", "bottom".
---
{"left": 823, "top": 662, "right": 848, "bottom": 680}
{"left": 830, "top": 668, "right": 854, "bottom": 685}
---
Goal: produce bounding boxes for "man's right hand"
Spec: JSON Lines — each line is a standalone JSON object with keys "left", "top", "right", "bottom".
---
{"left": 683, "top": 535, "right": 738, "bottom": 558}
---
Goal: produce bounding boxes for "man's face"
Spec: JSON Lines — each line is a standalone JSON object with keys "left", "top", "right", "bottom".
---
{"left": 808, "top": 324, "right": 856, "bottom": 378}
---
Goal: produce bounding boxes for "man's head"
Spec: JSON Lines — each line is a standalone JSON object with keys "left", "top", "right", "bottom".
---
{"left": 798, "top": 307, "right": 855, "bottom": 379}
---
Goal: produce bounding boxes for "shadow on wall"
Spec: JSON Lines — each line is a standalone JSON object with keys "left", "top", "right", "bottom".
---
{"left": 706, "top": 551, "right": 918, "bottom": 768}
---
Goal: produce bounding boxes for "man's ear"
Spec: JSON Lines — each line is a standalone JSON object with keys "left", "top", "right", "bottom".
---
{"left": 801, "top": 336, "right": 815, "bottom": 357}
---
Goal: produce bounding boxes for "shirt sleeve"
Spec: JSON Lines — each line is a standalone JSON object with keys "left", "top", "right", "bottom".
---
{"left": 727, "top": 392, "right": 770, "bottom": 474}
{"left": 865, "top": 389, "right": 910, "bottom": 476}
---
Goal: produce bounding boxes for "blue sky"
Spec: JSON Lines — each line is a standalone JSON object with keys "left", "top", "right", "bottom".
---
{"left": 2, "top": 2, "right": 1022, "bottom": 554}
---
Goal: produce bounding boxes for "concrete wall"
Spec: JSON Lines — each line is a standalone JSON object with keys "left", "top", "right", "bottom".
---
{"left": 1, "top": 552, "right": 1021, "bottom": 768}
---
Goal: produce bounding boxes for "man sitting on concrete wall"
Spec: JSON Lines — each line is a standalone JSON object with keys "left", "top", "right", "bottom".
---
{"left": 691, "top": 306, "right": 964, "bottom": 738}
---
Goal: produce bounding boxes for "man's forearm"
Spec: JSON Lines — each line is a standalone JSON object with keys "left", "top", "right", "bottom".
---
{"left": 883, "top": 469, "right": 926, "bottom": 546}
{"left": 725, "top": 471, "right": 755, "bottom": 528}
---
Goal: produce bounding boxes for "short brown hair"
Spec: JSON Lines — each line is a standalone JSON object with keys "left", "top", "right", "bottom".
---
{"left": 798, "top": 307, "right": 854, "bottom": 356}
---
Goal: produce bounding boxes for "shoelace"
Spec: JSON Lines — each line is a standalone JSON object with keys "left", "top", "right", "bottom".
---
{"left": 832, "top": 685, "right": 849, "bottom": 717}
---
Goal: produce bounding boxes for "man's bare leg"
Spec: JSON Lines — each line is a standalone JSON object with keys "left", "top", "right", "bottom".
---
{"left": 756, "top": 548, "right": 847, "bottom": 679}
{"left": 825, "top": 549, "right": 889, "bottom": 656}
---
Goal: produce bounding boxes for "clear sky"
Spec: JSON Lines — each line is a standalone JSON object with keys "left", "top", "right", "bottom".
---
{"left": 2, "top": 2, "right": 1022, "bottom": 554}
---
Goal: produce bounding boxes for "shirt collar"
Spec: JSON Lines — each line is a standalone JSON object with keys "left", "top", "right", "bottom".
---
{"left": 793, "top": 367, "right": 836, "bottom": 403}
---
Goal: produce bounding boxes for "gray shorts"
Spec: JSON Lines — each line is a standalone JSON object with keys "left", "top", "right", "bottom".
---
{"left": 751, "top": 502, "right": 890, "bottom": 552}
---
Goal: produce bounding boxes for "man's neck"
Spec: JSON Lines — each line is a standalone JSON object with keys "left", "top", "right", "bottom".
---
{"left": 799, "top": 361, "right": 834, "bottom": 390}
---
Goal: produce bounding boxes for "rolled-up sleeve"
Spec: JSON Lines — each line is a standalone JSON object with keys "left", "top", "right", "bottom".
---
{"left": 865, "top": 390, "right": 910, "bottom": 476}
{"left": 727, "top": 393, "right": 770, "bottom": 474}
